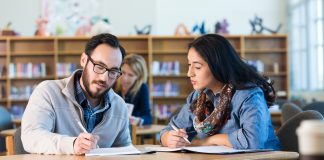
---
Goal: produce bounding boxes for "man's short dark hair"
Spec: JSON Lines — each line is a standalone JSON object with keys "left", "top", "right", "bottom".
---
{"left": 85, "top": 33, "right": 125, "bottom": 59}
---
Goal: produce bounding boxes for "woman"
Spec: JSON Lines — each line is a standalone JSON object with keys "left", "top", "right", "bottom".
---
{"left": 160, "top": 34, "right": 280, "bottom": 150}
{"left": 115, "top": 54, "right": 152, "bottom": 125}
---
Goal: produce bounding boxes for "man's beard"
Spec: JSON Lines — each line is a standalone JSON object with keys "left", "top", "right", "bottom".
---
{"left": 81, "top": 69, "right": 110, "bottom": 98}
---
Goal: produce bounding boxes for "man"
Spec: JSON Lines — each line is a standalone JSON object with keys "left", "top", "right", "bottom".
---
{"left": 21, "top": 33, "right": 131, "bottom": 155}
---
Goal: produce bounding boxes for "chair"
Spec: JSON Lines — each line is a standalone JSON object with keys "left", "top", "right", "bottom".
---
{"left": 129, "top": 124, "right": 137, "bottom": 145}
{"left": 277, "top": 110, "right": 324, "bottom": 152}
{"left": 302, "top": 101, "right": 324, "bottom": 116}
{"left": 0, "top": 106, "right": 13, "bottom": 152}
{"left": 13, "top": 127, "right": 27, "bottom": 154}
{"left": 281, "top": 102, "right": 302, "bottom": 124}
{"left": 4, "top": 127, "right": 28, "bottom": 155}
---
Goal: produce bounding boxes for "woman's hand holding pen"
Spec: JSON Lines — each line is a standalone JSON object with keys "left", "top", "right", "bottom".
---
{"left": 162, "top": 129, "right": 191, "bottom": 148}
{"left": 73, "top": 133, "right": 99, "bottom": 155}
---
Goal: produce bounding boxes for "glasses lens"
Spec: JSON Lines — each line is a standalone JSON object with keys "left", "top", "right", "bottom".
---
{"left": 108, "top": 70, "right": 120, "bottom": 79}
{"left": 93, "top": 65, "right": 106, "bottom": 74}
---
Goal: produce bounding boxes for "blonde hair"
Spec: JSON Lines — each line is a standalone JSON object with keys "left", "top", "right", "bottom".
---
{"left": 116, "top": 54, "right": 148, "bottom": 99}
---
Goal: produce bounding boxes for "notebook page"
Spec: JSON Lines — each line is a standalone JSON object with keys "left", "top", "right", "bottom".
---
{"left": 144, "top": 146, "right": 183, "bottom": 152}
{"left": 86, "top": 145, "right": 142, "bottom": 156}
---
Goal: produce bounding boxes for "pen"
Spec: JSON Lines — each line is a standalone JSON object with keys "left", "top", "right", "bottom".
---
{"left": 77, "top": 121, "right": 99, "bottom": 148}
{"left": 171, "top": 124, "right": 191, "bottom": 144}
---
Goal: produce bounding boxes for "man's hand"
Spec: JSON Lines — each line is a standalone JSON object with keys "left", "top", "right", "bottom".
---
{"left": 73, "top": 133, "right": 99, "bottom": 155}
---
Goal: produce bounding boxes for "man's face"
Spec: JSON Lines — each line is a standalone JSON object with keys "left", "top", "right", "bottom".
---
{"left": 80, "top": 44, "right": 122, "bottom": 99}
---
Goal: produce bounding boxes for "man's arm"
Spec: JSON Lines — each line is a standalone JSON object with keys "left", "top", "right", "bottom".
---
{"left": 21, "top": 81, "right": 77, "bottom": 154}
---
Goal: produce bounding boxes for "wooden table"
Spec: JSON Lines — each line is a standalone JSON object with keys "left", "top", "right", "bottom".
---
{"left": 135, "top": 125, "right": 166, "bottom": 145}
{"left": 0, "top": 149, "right": 299, "bottom": 160}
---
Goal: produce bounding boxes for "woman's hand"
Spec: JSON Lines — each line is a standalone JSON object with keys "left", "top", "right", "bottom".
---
{"left": 161, "top": 129, "right": 191, "bottom": 148}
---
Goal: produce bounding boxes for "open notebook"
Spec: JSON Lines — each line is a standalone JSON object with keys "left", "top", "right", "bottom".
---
{"left": 86, "top": 145, "right": 155, "bottom": 156}
{"left": 145, "top": 146, "right": 272, "bottom": 154}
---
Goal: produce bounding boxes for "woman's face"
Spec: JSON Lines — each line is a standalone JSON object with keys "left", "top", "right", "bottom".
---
{"left": 187, "top": 47, "right": 218, "bottom": 91}
{"left": 120, "top": 64, "right": 138, "bottom": 90}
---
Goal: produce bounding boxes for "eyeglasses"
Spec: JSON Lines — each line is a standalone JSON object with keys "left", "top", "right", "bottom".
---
{"left": 87, "top": 55, "right": 122, "bottom": 79}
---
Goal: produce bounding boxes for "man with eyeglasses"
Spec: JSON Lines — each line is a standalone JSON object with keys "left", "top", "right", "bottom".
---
{"left": 21, "top": 33, "right": 131, "bottom": 155}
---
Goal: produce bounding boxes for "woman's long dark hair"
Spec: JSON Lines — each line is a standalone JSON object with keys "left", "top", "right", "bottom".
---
{"left": 189, "top": 34, "right": 275, "bottom": 106}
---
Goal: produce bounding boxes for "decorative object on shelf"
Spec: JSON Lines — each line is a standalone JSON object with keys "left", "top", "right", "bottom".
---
{"left": 35, "top": 16, "right": 50, "bottom": 36}
{"left": 134, "top": 25, "right": 152, "bottom": 35}
{"left": 1, "top": 22, "right": 19, "bottom": 36}
{"left": 249, "top": 15, "right": 282, "bottom": 34}
{"left": 273, "top": 62, "right": 279, "bottom": 74}
{"left": 215, "top": 19, "right": 229, "bottom": 35}
{"left": 90, "top": 18, "right": 112, "bottom": 35}
{"left": 191, "top": 21, "right": 206, "bottom": 35}
{"left": 174, "top": 23, "right": 190, "bottom": 36}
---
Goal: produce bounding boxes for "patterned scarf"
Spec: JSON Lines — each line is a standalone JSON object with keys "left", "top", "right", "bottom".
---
{"left": 190, "top": 84, "right": 235, "bottom": 136}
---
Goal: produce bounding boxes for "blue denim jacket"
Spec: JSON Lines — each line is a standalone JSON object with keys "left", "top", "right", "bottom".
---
{"left": 160, "top": 86, "right": 281, "bottom": 150}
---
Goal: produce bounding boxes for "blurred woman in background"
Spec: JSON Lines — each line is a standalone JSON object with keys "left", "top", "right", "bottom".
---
{"left": 115, "top": 54, "right": 152, "bottom": 125}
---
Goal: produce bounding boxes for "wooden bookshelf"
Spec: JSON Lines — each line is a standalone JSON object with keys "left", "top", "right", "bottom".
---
{"left": 0, "top": 35, "right": 289, "bottom": 124}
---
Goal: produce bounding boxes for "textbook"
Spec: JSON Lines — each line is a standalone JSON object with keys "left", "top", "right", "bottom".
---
{"left": 86, "top": 145, "right": 155, "bottom": 156}
{"left": 145, "top": 146, "right": 272, "bottom": 154}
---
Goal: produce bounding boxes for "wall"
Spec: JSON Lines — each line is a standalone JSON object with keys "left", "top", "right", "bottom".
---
{"left": 0, "top": 0, "right": 40, "bottom": 36}
{"left": 155, "top": 0, "right": 286, "bottom": 35}
{"left": 0, "top": 0, "right": 286, "bottom": 36}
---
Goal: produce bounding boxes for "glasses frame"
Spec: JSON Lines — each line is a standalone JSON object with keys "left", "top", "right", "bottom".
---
{"left": 87, "top": 55, "right": 122, "bottom": 79}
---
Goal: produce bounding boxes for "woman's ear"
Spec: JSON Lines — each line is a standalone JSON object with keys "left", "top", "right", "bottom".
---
{"left": 80, "top": 53, "right": 87, "bottom": 68}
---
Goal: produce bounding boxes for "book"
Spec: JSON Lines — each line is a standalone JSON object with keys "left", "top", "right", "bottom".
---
{"left": 85, "top": 145, "right": 155, "bottom": 156}
{"left": 145, "top": 146, "right": 272, "bottom": 154}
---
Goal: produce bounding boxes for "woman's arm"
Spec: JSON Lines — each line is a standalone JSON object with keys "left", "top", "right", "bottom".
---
{"left": 191, "top": 134, "right": 233, "bottom": 147}
{"left": 160, "top": 91, "right": 198, "bottom": 147}
{"left": 227, "top": 90, "right": 271, "bottom": 149}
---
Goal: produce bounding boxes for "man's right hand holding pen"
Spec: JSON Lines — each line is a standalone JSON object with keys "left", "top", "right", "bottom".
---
{"left": 73, "top": 121, "right": 100, "bottom": 155}
{"left": 161, "top": 124, "right": 191, "bottom": 148}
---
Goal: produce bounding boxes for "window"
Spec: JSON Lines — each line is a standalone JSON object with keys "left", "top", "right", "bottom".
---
{"left": 288, "top": 0, "right": 324, "bottom": 90}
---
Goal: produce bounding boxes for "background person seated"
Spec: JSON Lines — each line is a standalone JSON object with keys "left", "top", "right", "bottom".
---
{"left": 115, "top": 54, "right": 152, "bottom": 125}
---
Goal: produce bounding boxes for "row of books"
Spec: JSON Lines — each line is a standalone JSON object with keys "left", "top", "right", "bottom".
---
{"left": 154, "top": 104, "right": 181, "bottom": 119}
{"left": 246, "top": 60, "right": 264, "bottom": 72}
{"left": 152, "top": 81, "right": 180, "bottom": 97}
{"left": 56, "top": 63, "right": 78, "bottom": 77}
{"left": 0, "top": 84, "right": 5, "bottom": 98}
{"left": 10, "top": 85, "right": 37, "bottom": 100}
{"left": 151, "top": 61, "right": 180, "bottom": 75}
{"left": 9, "top": 63, "right": 46, "bottom": 78}
{"left": 0, "top": 64, "right": 4, "bottom": 77}
{"left": 10, "top": 105, "right": 25, "bottom": 119}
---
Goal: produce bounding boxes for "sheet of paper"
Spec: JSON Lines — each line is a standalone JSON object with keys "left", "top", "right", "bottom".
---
{"left": 145, "top": 146, "right": 272, "bottom": 154}
{"left": 184, "top": 146, "right": 242, "bottom": 154}
{"left": 86, "top": 145, "right": 142, "bottom": 156}
{"left": 144, "top": 146, "right": 182, "bottom": 152}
